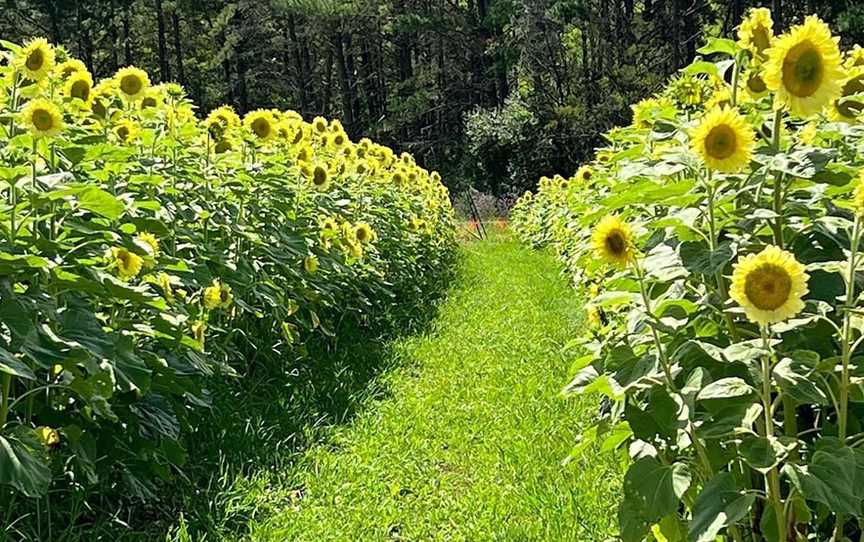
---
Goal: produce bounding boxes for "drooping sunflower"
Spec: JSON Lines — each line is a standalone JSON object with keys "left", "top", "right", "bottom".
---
{"left": 729, "top": 245, "right": 809, "bottom": 326}
{"left": 355, "top": 223, "right": 376, "bottom": 244}
{"left": 742, "top": 70, "right": 770, "bottom": 100}
{"left": 763, "top": 16, "right": 844, "bottom": 117}
{"left": 56, "top": 58, "right": 87, "bottom": 79}
{"left": 112, "top": 247, "right": 143, "bottom": 281}
{"left": 20, "top": 98, "right": 63, "bottom": 138}
{"left": 244, "top": 110, "right": 276, "bottom": 141}
{"left": 591, "top": 215, "right": 635, "bottom": 268}
{"left": 15, "top": 38, "right": 55, "bottom": 81}
{"left": 114, "top": 66, "right": 150, "bottom": 101}
{"left": 690, "top": 106, "right": 755, "bottom": 173}
{"left": 827, "top": 68, "right": 864, "bottom": 123}
{"left": 845, "top": 44, "right": 864, "bottom": 69}
{"left": 737, "top": 8, "right": 774, "bottom": 59}
{"left": 64, "top": 71, "right": 93, "bottom": 105}
{"left": 205, "top": 105, "right": 240, "bottom": 137}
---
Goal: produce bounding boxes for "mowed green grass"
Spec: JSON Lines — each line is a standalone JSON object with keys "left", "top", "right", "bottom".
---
{"left": 244, "top": 237, "right": 622, "bottom": 541}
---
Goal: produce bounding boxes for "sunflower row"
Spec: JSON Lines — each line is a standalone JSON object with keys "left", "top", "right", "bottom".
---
{"left": 514, "top": 10, "right": 864, "bottom": 541}
{"left": 0, "top": 37, "right": 456, "bottom": 508}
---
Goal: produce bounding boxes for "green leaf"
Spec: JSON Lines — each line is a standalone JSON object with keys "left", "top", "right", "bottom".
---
{"left": 773, "top": 355, "right": 829, "bottom": 405}
{"left": 0, "top": 347, "right": 36, "bottom": 380}
{"left": 783, "top": 445, "right": 861, "bottom": 516}
{"left": 688, "top": 472, "right": 755, "bottom": 542}
{"left": 739, "top": 435, "right": 794, "bottom": 473}
{"left": 697, "top": 38, "right": 738, "bottom": 57}
{"left": 680, "top": 241, "right": 733, "bottom": 276}
{"left": 697, "top": 377, "right": 755, "bottom": 401}
{"left": 77, "top": 186, "right": 125, "bottom": 220}
{"left": 0, "top": 434, "right": 51, "bottom": 497}
{"left": 623, "top": 457, "right": 691, "bottom": 523}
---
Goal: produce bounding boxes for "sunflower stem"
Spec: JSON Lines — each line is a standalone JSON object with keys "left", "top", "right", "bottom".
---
{"left": 839, "top": 215, "right": 861, "bottom": 441}
{"left": 770, "top": 109, "right": 784, "bottom": 248}
{"left": 760, "top": 325, "right": 787, "bottom": 542}
{"left": 730, "top": 55, "right": 741, "bottom": 107}
{"left": 705, "top": 172, "right": 741, "bottom": 341}
{"left": 633, "top": 259, "right": 676, "bottom": 391}
{"left": 0, "top": 373, "right": 13, "bottom": 429}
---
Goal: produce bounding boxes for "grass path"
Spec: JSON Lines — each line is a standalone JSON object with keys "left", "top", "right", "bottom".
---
{"left": 246, "top": 238, "right": 621, "bottom": 541}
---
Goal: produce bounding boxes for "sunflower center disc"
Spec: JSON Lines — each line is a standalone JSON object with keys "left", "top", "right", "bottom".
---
{"left": 32, "top": 109, "right": 54, "bottom": 131}
{"left": 783, "top": 42, "right": 824, "bottom": 97}
{"left": 745, "top": 264, "right": 792, "bottom": 311}
{"left": 26, "top": 49, "right": 44, "bottom": 72}
{"left": 252, "top": 119, "right": 271, "bottom": 138}
{"left": 838, "top": 75, "right": 864, "bottom": 118}
{"left": 604, "top": 231, "right": 626, "bottom": 256}
{"left": 748, "top": 74, "right": 767, "bottom": 93}
{"left": 313, "top": 167, "right": 327, "bottom": 186}
{"left": 71, "top": 81, "right": 90, "bottom": 101}
{"left": 753, "top": 26, "right": 771, "bottom": 55}
{"left": 705, "top": 125, "right": 737, "bottom": 160}
{"left": 120, "top": 75, "right": 143, "bottom": 96}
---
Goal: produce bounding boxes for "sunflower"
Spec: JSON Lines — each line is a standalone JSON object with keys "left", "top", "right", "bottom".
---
{"left": 591, "top": 215, "right": 635, "bottom": 268}
{"left": 90, "top": 81, "right": 115, "bottom": 119}
{"left": 192, "top": 321, "right": 206, "bottom": 348}
{"left": 64, "top": 71, "right": 93, "bottom": 105}
{"left": 312, "top": 116, "right": 328, "bottom": 134}
{"left": 112, "top": 247, "right": 143, "bottom": 281}
{"left": 304, "top": 255, "right": 319, "bottom": 274}
{"left": 114, "top": 66, "right": 150, "bottom": 101}
{"left": 743, "top": 70, "right": 770, "bottom": 100}
{"left": 332, "top": 130, "right": 348, "bottom": 148}
{"left": 729, "top": 245, "right": 809, "bottom": 326}
{"left": 319, "top": 216, "right": 339, "bottom": 237}
{"left": 631, "top": 97, "right": 660, "bottom": 128}
{"left": 691, "top": 106, "right": 755, "bottom": 173}
{"left": 574, "top": 165, "right": 593, "bottom": 183}
{"left": 296, "top": 144, "right": 314, "bottom": 163}
{"left": 35, "top": 426, "right": 60, "bottom": 448}
{"left": 764, "top": 16, "right": 844, "bottom": 117}
{"left": 135, "top": 232, "right": 159, "bottom": 257}
{"left": 309, "top": 163, "right": 330, "bottom": 190}
{"left": 15, "top": 38, "right": 55, "bottom": 81}
{"left": 140, "top": 88, "right": 163, "bottom": 109}
{"left": 157, "top": 272, "right": 174, "bottom": 300}
{"left": 827, "top": 68, "right": 864, "bottom": 122}
{"left": 113, "top": 119, "right": 140, "bottom": 144}
{"left": 737, "top": 8, "right": 774, "bottom": 59}
{"left": 56, "top": 58, "right": 87, "bottom": 79}
{"left": 20, "top": 98, "right": 63, "bottom": 138}
{"left": 244, "top": 110, "right": 275, "bottom": 141}
{"left": 845, "top": 45, "right": 864, "bottom": 69}
{"left": 799, "top": 121, "right": 818, "bottom": 145}
{"left": 355, "top": 223, "right": 375, "bottom": 244}
{"left": 205, "top": 105, "right": 240, "bottom": 137}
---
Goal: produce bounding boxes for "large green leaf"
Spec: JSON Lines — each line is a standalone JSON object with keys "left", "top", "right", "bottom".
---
{"left": 688, "top": 472, "right": 755, "bottom": 542}
{"left": 0, "top": 434, "right": 51, "bottom": 497}
{"left": 623, "top": 457, "right": 691, "bottom": 522}
{"left": 783, "top": 445, "right": 860, "bottom": 516}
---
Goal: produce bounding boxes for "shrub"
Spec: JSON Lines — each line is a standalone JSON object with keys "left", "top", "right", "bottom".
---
{"left": 0, "top": 37, "right": 456, "bottom": 511}
{"left": 514, "top": 10, "right": 864, "bottom": 542}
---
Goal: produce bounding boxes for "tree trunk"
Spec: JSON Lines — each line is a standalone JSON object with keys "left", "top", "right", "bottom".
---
{"left": 155, "top": 0, "right": 171, "bottom": 82}
{"left": 172, "top": 9, "right": 186, "bottom": 85}
{"left": 123, "top": 2, "right": 133, "bottom": 65}
{"left": 333, "top": 26, "right": 356, "bottom": 130}
{"left": 286, "top": 15, "right": 309, "bottom": 115}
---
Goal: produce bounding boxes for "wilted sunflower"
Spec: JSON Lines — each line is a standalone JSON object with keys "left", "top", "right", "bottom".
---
{"left": 112, "top": 247, "right": 143, "bottom": 281}
{"left": 20, "top": 98, "right": 63, "bottom": 138}
{"left": 691, "top": 106, "right": 755, "bottom": 173}
{"left": 355, "top": 223, "right": 376, "bottom": 244}
{"left": 64, "top": 71, "right": 93, "bottom": 105}
{"left": 244, "top": 110, "right": 275, "bottom": 141}
{"left": 730, "top": 245, "right": 809, "bottom": 326}
{"left": 591, "top": 215, "right": 635, "bottom": 268}
{"left": 764, "top": 16, "right": 844, "bottom": 117}
{"left": 737, "top": 8, "right": 774, "bottom": 59}
{"left": 827, "top": 68, "right": 864, "bottom": 123}
{"left": 114, "top": 66, "right": 150, "bottom": 100}
{"left": 16, "top": 38, "right": 55, "bottom": 81}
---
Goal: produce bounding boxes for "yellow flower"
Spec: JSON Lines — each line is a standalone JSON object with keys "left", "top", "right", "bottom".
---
{"left": 355, "top": 222, "right": 375, "bottom": 244}
{"left": 16, "top": 38, "right": 55, "bottom": 81}
{"left": 799, "top": 121, "right": 818, "bottom": 145}
{"left": 743, "top": 70, "right": 770, "bottom": 100}
{"left": 192, "top": 321, "right": 206, "bottom": 349}
{"left": 112, "top": 247, "right": 143, "bottom": 281}
{"left": 56, "top": 58, "right": 87, "bottom": 79}
{"left": 312, "top": 116, "right": 328, "bottom": 134}
{"left": 35, "top": 426, "right": 60, "bottom": 447}
{"left": 157, "top": 272, "right": 174, "bottom": 300}
{"left": 304, "top": 255, "right": 319, "bottom": 274}
{"left": 631, "top": 97, "right": 659, "bottom": 128}
{"left": 309, "top": 163, "right": 330, "bottom": 190}
{"left": 730, "top": 245, "right": 809, "bottom": 326}
{"left": 845, "top": 44, "right": 864, "bottom": 69}
{"left": 140, "top": 88, "right": 163, "bottom": 109}
{"left": 20, "top": 99, "right": 63, "bottom": 138}
{"left": 113, "top": 119, "right": 140, "bottom": 144}
{"left": 706, "top": 87, "right": 733, "bottom": 110}
{"left": 586, "top": 306, "right": 603, "bottom": 328}
{"left": 90, "top": 80, "right": 115, "bottom": 120}
{"left": 763, "top": 16, "right": 844, "bottom": 117}
{"left": 64, "top": 71, "right": 93, "bottom": 105}
{"left": 827, "top": 68, "right": 864, "bottom": 123}
{"left": 591, "top": 216, "right": 635, "bottom": 268}
{"left": 205, "top": 105, "right": 240, "bottom": 138}
{"left": 737, "top": 8, "right": 774, "bottom": 59}
{"left": 203, "top": 281, "right": 222, "bottom": 310}
{"left": 691, "top": 106, "right": 755, "bottom": 173}
{"left": 320, "top": 216, "right": 339, "bottom": 237}
{"left": 135, "top": 232, "right": 159, "bottom": 257}
{"left": 574, "top": 165, "right": 593, "bottom": 183}
{"left": 114, "top": 66, "right": 150, "bottom": 101}
{"left": 244, "top": 110, "right": 276, "bottom": 141}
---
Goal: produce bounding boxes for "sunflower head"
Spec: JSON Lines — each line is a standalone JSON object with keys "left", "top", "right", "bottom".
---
{"left": 631, "top": 97, "right": 661, "bottom": 128}
{"left": 203, "top": 280, "right": 233, "bottom": 310}
{"left": 113, "top": 119, "right": 140, "bottom": 144}
{"left": 312, "top": 116, "right": 328, "bottom": 134}
{"left": 743, "top": 70, "right": 770, "bottom": 101}
{"left": 114, "top": 66, "right": 150, "bottom": 100}
{"left": 591, "top": 215, "right": 635, "bottom": 268}
{"left": 738, "top": 8, "right": 774, "bottom": 59}
{"left": 355, "top": 223, "right": 375, "bottom": 244}
{"left": 140, "top": 88, "right": 163, "bottom": 109}
{"left": 21, "top": 98, "right": 63, "bottom": 138}
{"left": 310, "top": 164, "right": 330, "bottom": 190}
{"left": 828, "top": 68, "right": 864, "bottom": 123}
{"left": 135, "top": 232, "right": 159, "bottom": 257}
{"left": 112, "top": 247, "right": 143, "bottom": 281}
{"left": 35, "top": 426, "right": 60, "bottom": 448}
{"left": 845, "top": 44, "right": 864, "bottom": 69}
{"left": 729, "top": 245, "right": 809, "bottom": 326}
{"left": 304, "top": 255, "right": 319, "bottom": 274}
{"left": 64, "top": 71, "right": 93, "bottom": 105}
{"left": 205, "top": 105, "right": 240, "bottom": 139}
{"left": 16, "top": 38, "right": 55, "bottom": 81}
{"left": 56, "top": 58, "right": 87, "bottom": 79}
{"left": 575, "top": 165, "right": 593, "bottom": 183}
{"left": 244, "top": 110, "right": 276, "bottom": 141}
{"left": 764, "top": 16, "right": 845, "bottom": 117}
{"left": 691, "top": 106, "right": 755, "bottom": 173}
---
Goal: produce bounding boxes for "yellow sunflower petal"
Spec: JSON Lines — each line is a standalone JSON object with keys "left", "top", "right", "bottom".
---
{"left": 691, "top": 106, "right": 755, "bottom": 173}
{"left": 729, "top": 245, "right": 809, "bottom": 326}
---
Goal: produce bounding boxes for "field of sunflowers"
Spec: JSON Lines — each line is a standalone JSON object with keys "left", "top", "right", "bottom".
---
{"left": 0, "top": 36, "right": 456, "bottom": 532}
{"left": 513, "top": 9, "right": 864, "bottom": 542}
